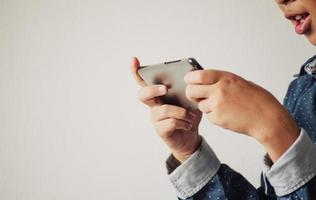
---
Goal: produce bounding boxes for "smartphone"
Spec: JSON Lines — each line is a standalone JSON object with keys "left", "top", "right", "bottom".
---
{"left": 138, "top": 58, "right": 203, "bottom": 109}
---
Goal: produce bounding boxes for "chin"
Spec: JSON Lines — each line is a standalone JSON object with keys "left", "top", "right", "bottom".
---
{"left": 305, "top": 33, "right": 316, "bottom": 45}
{"left": 305, "top": 23, "right": 316, "bottom": 45}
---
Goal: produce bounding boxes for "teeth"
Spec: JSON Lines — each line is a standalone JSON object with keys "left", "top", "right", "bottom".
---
{"left": 295, "top": 15, "right": 303, "bottom": 20}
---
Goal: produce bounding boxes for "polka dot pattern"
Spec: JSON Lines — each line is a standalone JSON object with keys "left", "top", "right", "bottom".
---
{"left": 284, "top": 74, "right": 316, "bottom": 142}
{"left": 187, "top": 165, "right": 316, "bottom": 199}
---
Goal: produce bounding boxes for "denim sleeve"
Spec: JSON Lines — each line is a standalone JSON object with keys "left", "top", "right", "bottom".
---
{"left": 166, "top": 136, "right": 260, "bottom": 199}
{"left": 261, "top": 129, "right": 316, "bottom": 197}
{"left": 166, "top": 130, "right": 316, "bottom": 199}
{"left": 166, "top": 136, "right": 221, "bottom": 199}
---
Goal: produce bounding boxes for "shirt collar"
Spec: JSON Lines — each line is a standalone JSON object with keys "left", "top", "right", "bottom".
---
{"left": 298, "top": 54, "right": 316, "bottom": 77}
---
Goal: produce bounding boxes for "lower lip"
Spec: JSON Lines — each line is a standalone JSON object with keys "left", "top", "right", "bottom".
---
{"left": 295, "top": 15, "right": 312, "bottom": 35}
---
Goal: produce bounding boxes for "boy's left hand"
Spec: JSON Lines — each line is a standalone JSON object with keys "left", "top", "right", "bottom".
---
{"left": 185, "top": 69, "right": 300, "bottom": 162}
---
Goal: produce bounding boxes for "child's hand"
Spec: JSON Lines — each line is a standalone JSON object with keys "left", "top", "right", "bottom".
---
{"left": 131, "top": 57, "right": 202, "bottom": 163}
{"left": 185, "top": 69, "right": 300, "bottom": 162}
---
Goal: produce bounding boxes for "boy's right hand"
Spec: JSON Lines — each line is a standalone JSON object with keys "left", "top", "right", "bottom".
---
{"left": 131, "top": 57, "right": 202, "bottom": 163}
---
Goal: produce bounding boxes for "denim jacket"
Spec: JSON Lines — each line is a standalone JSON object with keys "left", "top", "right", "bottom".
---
{"left": 166, "top": 55, "right": 316, "bottom": 200}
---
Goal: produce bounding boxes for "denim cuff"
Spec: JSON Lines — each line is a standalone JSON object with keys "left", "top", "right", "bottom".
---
{"left": 262, "top": 129, "right": 316, "bottom": 196}
{"left": 166, "top": 137, "right": 221, "bottom": 199}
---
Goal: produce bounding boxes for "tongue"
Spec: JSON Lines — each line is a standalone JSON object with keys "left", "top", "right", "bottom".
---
{"left": 295, "top": 21, "right": 305, "bottom": 34}
{"left": 295, "top": 15, "right": 311, "bottom": 35}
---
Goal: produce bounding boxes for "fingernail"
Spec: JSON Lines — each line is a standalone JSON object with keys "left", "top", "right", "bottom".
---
{"left": 158, "top": 86, "right": 166, "bottom": 94}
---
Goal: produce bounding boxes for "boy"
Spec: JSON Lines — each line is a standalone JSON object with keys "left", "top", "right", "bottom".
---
{"left": 131, "top": 0, "right": 316, "bottom": 199}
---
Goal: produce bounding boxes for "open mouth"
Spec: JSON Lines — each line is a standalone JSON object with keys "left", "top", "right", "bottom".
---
{"left": 286, "top": 13, "right": 312, "bottom": 34}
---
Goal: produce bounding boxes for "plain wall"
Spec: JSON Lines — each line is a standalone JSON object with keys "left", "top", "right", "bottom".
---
{"left": 0, "top": 0, "right": 315, "bottom": 199}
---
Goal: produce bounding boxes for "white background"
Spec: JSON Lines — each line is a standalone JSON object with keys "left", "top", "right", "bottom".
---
{"left": 0, "top": 0, "right": 315, "bottom": 199}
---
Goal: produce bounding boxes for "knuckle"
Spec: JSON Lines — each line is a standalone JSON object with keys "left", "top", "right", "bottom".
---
{"left": 168, "top": 118, "right": 178, "bottom": 129}
{"left": 218, "top": 89, "right": 227, "bottom": 101}
{"left": 147, "top": 86, "right": 156, "bottom": 97}
{"left": 179, "top": 109, "right": 187, "bottom": 118}
{"left": 223, "top": 78, "right": 233, "bottom": 86}
{"left": 222, "top": 74, "right": 238, "bottom": 86}
{"left": 137, "top": 87, "right": 152, "bottom": 101}
{"left": 160, "top": 104, "right": 169, "bottom": 117}
{"left": 196, "top": 71, "right": 206, "bottom": 82}
{"left": 217, "top": 84, "right": 230, "bottom": 101}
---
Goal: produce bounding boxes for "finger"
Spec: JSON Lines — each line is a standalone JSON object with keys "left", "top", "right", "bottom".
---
{"left": 184, "top": 69, "right": 227, "bottom": 85}
{"left": 155, "top": 118, "right": 192, "bottom": 138}
{"left": 151, "top": 104, "right": 193, "bottom": 123}
{"left": 186, "top": 84, "right": 210, "bottom": 103}
{"left": 198, "top": 98, "right": 213, "bottom": 113}
{"left": 130, "top": 57, "right": 147, "bottom": 87}
{"left": 138, "top": 85, "right": 167, "bottom": 107}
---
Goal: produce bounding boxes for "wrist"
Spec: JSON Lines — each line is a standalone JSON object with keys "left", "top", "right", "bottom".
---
{"left": 255, "top": 117, "right": 300, "bottom": 162}
{"left": 172, "top": 135, "right": 202, "bottom": 163}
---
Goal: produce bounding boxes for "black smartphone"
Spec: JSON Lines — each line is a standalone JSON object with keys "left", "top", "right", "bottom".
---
{"left": 138, "top": 58, "right": 203, "bottom": 109}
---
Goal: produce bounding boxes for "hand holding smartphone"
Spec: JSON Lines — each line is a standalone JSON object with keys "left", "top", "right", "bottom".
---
{"left": 137, "top": 58, "right": 203, "bottom": 109}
